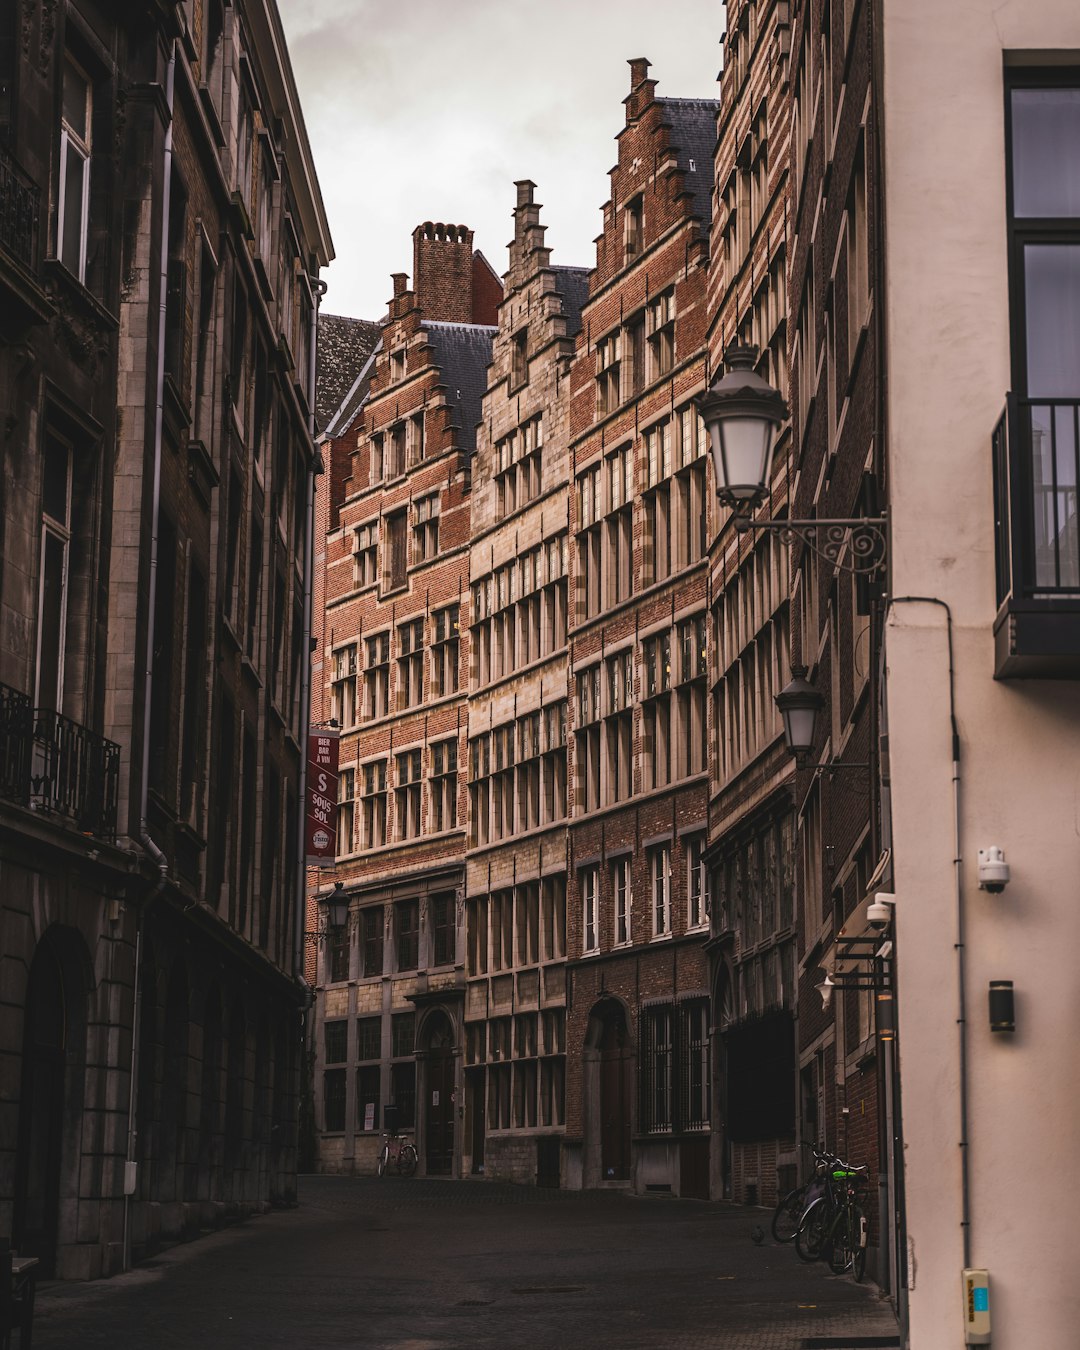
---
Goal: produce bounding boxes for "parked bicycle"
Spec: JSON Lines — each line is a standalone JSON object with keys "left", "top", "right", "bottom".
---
{"left": 770, "top": 1144, "right": 831, "bottom": 1243}
{"left": 794, "top": 1155, "right": 869, "bottom": 1281}
{"left": 376, "top": 1131, "right": 417, "bottom": 1178}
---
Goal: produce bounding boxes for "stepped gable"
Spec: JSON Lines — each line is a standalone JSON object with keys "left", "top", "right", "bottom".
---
{"left": 551, "top": 266, "right": 590, "bottom": 338}
{"left": 423, "top": 320, "right": 497, "bottom": 453}
{"left": 316, "top": 314, "right": 381, "bottom": 429}
{"left": 658, "top": 97, "right": 720, "bottom": 226}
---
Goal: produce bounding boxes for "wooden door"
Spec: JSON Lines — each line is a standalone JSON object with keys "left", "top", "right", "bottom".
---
{"left": 599, "top": 1014, "right": 631, "bottom": 1181}
{"left": 425, "top": 1047, "right": 454, "bottom": 1174}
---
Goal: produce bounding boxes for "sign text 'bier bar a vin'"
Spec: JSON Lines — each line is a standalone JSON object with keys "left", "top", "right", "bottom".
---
{"left": 306, "top": 728, "right": 339, "bottom": 866}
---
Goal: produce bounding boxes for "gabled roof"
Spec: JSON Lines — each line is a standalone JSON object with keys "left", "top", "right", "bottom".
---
{"left": 659, "top": 98, "right": 720, "bottom": 226}
{"left": 551, "top": 266, "right": 590, "bottom": 339}
{"left": 316, "top": 314, "right": 381, "bottom": 431}
{"left": 423, "top": 321, "right": 497, "bottom": 454}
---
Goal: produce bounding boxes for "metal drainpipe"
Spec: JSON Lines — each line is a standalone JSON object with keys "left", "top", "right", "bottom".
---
{"left": 124, "top": 40, "right": 176, "bottom": 1274}
{"left": 293, "top": 277, "right": 327, "bottom": 987}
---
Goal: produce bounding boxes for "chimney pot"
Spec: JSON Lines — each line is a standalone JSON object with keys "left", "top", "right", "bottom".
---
{"left": 629, "top": 57, "right": 651, "bottom": 90}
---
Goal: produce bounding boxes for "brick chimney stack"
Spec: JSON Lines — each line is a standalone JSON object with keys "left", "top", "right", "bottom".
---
{"left": 626, "top": 56, "right": 656, "bottom": 122}
{"left": 412, "top": 221, "right": 475, "bottom": 324}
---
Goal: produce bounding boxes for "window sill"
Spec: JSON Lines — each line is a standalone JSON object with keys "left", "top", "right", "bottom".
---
{"left": 650, "top": 932, "right": 674, "bottom": 943}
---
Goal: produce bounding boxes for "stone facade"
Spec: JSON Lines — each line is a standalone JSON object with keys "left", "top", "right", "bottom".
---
{"left": 0, "top": 0, "right": 331, "bottom": 1279}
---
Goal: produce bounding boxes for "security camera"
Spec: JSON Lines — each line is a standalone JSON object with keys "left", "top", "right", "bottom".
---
{"left": 867, "top": 892, "right": 896, "bottom": 930}
{"left": 978, "top": 847, "right": 1010, "bottom": 894}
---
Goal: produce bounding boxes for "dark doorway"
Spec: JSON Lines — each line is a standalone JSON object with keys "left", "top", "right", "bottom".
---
{"left": 467, "top": 1067, "right": 485, "bottom": 1174}
{"left": 422, "top": 1011, "right": 455, "bottom": 1175}
{"left": 591, "top": 1000, "right": 631, "bottom": 1182}
{"left": 13, "top": 929, "right": 88, "bottom": 1277}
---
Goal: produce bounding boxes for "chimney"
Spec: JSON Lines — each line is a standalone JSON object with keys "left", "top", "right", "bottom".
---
{"left": 412, "top": 221, "right": 475, "bottom": 324}
{"left": 626, "top": 57, "right": 657, "bottom": 123}
{"left": 629, "top": 57, "right": 651, "bottom": 90}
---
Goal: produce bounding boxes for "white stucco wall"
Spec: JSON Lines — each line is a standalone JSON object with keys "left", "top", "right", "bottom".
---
{"left": 881, "top": 3, "right": 1080, "bottom": 1346}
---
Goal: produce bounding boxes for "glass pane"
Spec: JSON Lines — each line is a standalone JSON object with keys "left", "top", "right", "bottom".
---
{"left": 38, "top": 529, "right": 67, "bottom": 712}
{"left": 1053, "top": 405, "right": 1080, "bottom": 588}
{"left": 1012, "top": 88, "right": 1080, "bottom": 218}
{"left": 42, "top": 435, "right": 71, "bottom": 524}
{"left": 1024, "top": 245, "right": 1080, "bottom": 398}
{"left": 61, "top": 140, "right": 87, "bottom": 278}
{"left": 62, "top": 59, "right": 89, "bottom": 142}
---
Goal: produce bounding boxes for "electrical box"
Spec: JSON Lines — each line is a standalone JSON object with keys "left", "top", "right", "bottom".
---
{"left": 962, "top": 1268, "right": 991, "bottom": 1345}
{"left": 124, "top": 1160, "right": 138, "bottom": 1196}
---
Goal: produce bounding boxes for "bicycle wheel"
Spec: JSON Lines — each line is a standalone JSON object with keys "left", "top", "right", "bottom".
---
{"left": 397, "top": 1143, "right": 417, "bottom": 1177}
{"left": 376, "top": 1142, "right": 390, "bottom": 1177}
{"left": 852, "top": 1206, "right": 867, "bottom": 1283}
{"left": 795, "top": 1198, "right": 829, "bottom": 1263}
{"left": 771, "top": 1187, "right": 804, "bottom": 1243}
{"left": 828, "top": 1225, "right": 851, "bottom": 1274}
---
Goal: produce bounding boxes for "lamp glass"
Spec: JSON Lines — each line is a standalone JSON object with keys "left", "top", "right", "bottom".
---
{"left": 325, "top": 891, "right": 349, "bottom": 929}
{"left": 712, "top": 415, "right": 776, "bottom": 503}
{"left": 782, "top": 703, "right": 818, "bottom": 756}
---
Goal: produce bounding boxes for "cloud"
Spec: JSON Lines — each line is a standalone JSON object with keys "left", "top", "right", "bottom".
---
{"left": 279, "top": 0, "right": 723, "bottom": 318}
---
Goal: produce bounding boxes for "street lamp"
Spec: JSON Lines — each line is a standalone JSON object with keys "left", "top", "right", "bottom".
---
{"left": 694, "top": 344, "right": 887, "bottom": 575}
{"left": 303, "top": 881, "right": 349, "bottom": 945}
{"left": 775, "top": 666, "right": 825, "bottom": 759}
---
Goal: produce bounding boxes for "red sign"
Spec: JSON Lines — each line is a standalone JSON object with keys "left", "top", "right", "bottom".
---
{"left": 306, "top": 728, "right": 339, "bottom": 866}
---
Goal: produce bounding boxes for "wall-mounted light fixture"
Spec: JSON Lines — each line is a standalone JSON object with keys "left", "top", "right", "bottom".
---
{"left": 989, "top": 981, "right": 1015, "bottom": 1033}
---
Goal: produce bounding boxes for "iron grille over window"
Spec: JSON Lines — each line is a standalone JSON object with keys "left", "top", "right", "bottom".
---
{"left": 639, "top": 1000, "right": 711, "bottom": 1134}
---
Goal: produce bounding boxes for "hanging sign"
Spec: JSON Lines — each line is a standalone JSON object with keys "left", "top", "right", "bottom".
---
{"left": 305, "top": 728, "right": 339, "bottom": 866}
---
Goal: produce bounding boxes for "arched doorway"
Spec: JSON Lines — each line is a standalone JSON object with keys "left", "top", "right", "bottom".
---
{"left": 584, "top": 999, "right": 632, "bottom": 1183}
{"left": 13, "top": 927, "right": 90, "bottom": 1277}
{"left": 420, "top": 1010, "right": 455, "bottom": 1175}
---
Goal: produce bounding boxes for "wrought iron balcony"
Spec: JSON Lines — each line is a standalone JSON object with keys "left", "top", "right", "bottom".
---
{"left": 992, "top": 395, "right": 1080, "bottom": 677}
{"left": 0, "top": 141, "right": 40, "bottom": 272}
{"left": 0, "top": 681, "right": 121, "bottom": 839}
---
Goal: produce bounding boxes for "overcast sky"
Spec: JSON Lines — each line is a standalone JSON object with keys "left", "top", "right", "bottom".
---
{"left": 278, "top": 1, "right": 724, "bottom": 320}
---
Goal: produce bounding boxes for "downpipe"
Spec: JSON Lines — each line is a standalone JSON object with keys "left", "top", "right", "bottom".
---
{"left": 124, "top": 39, "right": 176, "bottom": 1273}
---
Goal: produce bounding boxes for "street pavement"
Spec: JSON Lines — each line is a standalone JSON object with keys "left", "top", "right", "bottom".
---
{"left": 33, "top": 1176, "right": 899, "bottom": 1349}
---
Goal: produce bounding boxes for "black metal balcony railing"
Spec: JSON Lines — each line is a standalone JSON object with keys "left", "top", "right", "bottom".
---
{"left": 0, "top": 141, "right": 41, "bottom": 272}
{"left": 0, "top": 682, "right": 120, "bottom": 840}
{"left": 993, "top": 395, "right": 1080, "bottom": 605}
{"left": 992, "top": 396, "right": 1080, "bottom": 677}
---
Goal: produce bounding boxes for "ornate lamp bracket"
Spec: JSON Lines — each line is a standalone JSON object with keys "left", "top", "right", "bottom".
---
{"left": 734, "top": 515, "right": 888, "bottom": 576}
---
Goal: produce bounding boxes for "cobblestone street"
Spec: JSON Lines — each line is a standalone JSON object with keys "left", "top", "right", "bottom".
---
{"left": 34, "top": 1177, "right": 899, "bottom": 1349}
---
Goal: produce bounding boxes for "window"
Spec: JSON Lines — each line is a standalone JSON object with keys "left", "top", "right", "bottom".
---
{"left": 357, "top": 1016, "right": 381, "bottom": 1061}
{"left": 353, "top": 522, "right": 378, "bottom": 589}
{"left": 541, "top": 700, "right": 568, "bottom": 823}
{"left": 651, "top": 845, "right": 672, "bottom": 937}
{"left": 431, "top": 604, "right": 459, "bottom": 696}
{"left": 391, "top": 1011, "right": 416, "bottom": 1128}
{"left": 577, "top": 462, "right": 603, "bottom": 618}
{"left": 640, "top": 1007, "right": 673, "bottom": 1132}
{"left": 613, "top": 857, "right": 632, "bottom": 946}
{"left": 516, "top": 712, "right": 541, "bottom": 831}
{"left": 36, "top": 432, "right": 73, "bottom": 713}
{"left": 397, "top": 618, "right": 424, "bottom": 710}
{"left": 581, "top": 867, "right": 599, "bottom": 953}
{"left": 494, "top": 416, "right": 543, "bottom": 514}
{"left": 687, "top": 836, "right": 707, "bottom": 929}
{"left": 602, "top": 649, "right": 634, "bottom": 805}
{"left": 679, "top": 1001, "right": 710, "bottom": 1131}
{"left": 331, "top": 645, "right": 358, "bottom": 728}
{"left": 58, "top": 54, "right": 92, "bottom": 283}
{"left": 395, "top": 899, "right": 419, "bottom": 971}
{"left": 644, "top": 409, "right": 707, "bottom": 584}
{"left": 395, "top": 749, "right": 422, "bottom": 840}
{"left": 471, "top": 537, "right": 566, "bottom": 687}
{"left": 413, "top": 493, "right": 440, "bottom": 563}
{"left": 626, "top": 312, "right": 646, "bottom": 394}
{"left": 369, "top": 433, "right": 384, "bottom": 486}
{"left": 575, "top": 664, "right": 601, "bottom": 815}
{"left": 675, "top": 615, "right": 707, "bottom": 778}
{"left": 256, "top": 138, "right": 276, "bottom": 264}
{"left": 511, "top": 328, "right": 528, "bottom": 389}
{"left": 361, "top": 759, "right": 388, "bottom": 849}
{"left": 391, "top": 1011, "right": 415, "bottom": 1058}
{"left": 606, "top": 445, "right": 634, "bottom": 606}
{"left": 624, "top": 193, "right": 643, "bottom": 260}
{"left": 384, "top": 511, "right": 407, "bottom": 591}
{"left": 337, "top": 767, "right": 355, "bottom": 856}
{"left": 640, "top": 1001, "right": 710, "bottom": 1135}
{"left": 407, "top": 413, "right": 425, "bottom": 466}
{"left": 541, "top": 875, "right": 567, "bottom": 960}
{"left": 847, "top": 135, "right": 869, "bottom": 359}
{"left": 646, "top": 289, "right": 675, "bottom": 380}
{"left": 363, "top": 632, "right": 390, "bottom": 720}
{"left": 468, "top": 732, "right": 491, "bottom": 846}
{"left": 327, "top": 917, "right": 349, "bottom": 983}
{"left": 1006, "top": 76, "right": 1080, "bottom": 589}
{"left": 596, "top": 331, "right": 621, "bottom": 415}
{"left": 431, "top": 893, "right": 455, "bottom": 967}
{"left": 430, "top": 739, "right": 458, "bottom": 832}
{"left": 491, "top": 723, "right": 515, "bottom": 840}
{"left": 642, "top": 631, "right": 672, "bottom": 789}
{"left": 361, "top": 906, "right": 383, "bottom": 977}
{"left": 356, "top": 1066, "right": 380, "bottom": 1134}
{"left": 323, "top": 1069, "right": 346, "bottom": 1132}
{"left": 164, "top": 167, "right": 188, "bottom": 383}
{"left": 389, "top": 347, "right": 406, "bottom": 381}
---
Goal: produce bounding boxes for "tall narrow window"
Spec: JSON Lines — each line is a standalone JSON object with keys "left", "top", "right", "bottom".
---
{"left": 361, "top": 906, "right": 384, "bottom": 977}
{"left": 582, "top": 867, "right": 599, "bottom": 954}
{"left": 397, "top": 618, "right": 424, "bottom": 710}
{"left": 431, "top": 893, "right": 455, "bottom": 967}
{"left": 624, "top": 194, "right": 643, "bottom": 261}
{"left": 36, "top": 432, "right": 73, "bottom": 713}
{"left": 430, "top": 739, "right": 458, "bottom": 832}
{"left": 511, "top": 328, "right": 528, "bottom": 389}
{"left": 413, "top": 493, "right": 440, "bottom": 563}
{"left": 331, "top": 645, "right": 358, "bottom": 728}
{"left": 336, "top": 768, "right": 355, "bottom": 856}
{"left": 395, "top": 899, "right": 419, "bottom": 971}
{"left": 613, "top": 857, "right": 632, "bottom": 946}
{"left": 651, "top": 845, "right": 671, "bottom": 937}
{"left": 687, "top": 836, "right": 707, "bottom": 930}
{"left": 58, "top": 55, "right": 92, "bottom": 283}
{"left": 384, "top": 511, "right": 407, "bottom": 592}
{"left": 361, "top": 759, "right": 388, "bottom": 849}
{"left": 395, "top": 749, "right": 422, "bottom": 840}
{"left": 431, "top": 604, "right": 459, "bottom": 696}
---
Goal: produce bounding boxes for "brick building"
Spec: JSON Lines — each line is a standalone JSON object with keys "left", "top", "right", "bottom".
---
{"left": 0, "top": 0, "right": 331, "bottom": 1279}
{"left": 561, "top": 61, "right": 718, "bottom": 1197}
{"left": 703, "top": 0, "right": 798, "bottom": 1210}
{"left": 462, "top": 181, "right": 586, "bottom": 1184}
{"left": 311, "top": 224, "right": 500, "bottom": 1177}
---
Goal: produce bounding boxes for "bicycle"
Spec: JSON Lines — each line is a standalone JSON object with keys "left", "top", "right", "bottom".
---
{"left": 771, "top": 1145, "right": 831, "bottom": 1243}
{"left": 795, "top": 1158, "right": 868, "bottom": 1280}
{"left": 376, "top": 1131, "right": 417, "bottom": 1177}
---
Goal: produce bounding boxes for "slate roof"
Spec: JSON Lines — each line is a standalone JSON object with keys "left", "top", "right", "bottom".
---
{"left": 423, "top": 321, "right": 497, "bottom": 455}
{"left": 316, "top": 314, "right": 381, "bottom": 431}
{"left": 551, "top": 266, "right": 590, "bottom": 339}
{"left": 324, "top": 339, "right": 382, "bottom": 440}
{"left": 659, "top": 98, "right": 720, "bottom": 227}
